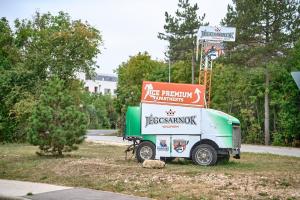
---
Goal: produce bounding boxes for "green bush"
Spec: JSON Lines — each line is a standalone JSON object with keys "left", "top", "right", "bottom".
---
{"left": 27, "top": 77, "right": 88, "bottom": 155}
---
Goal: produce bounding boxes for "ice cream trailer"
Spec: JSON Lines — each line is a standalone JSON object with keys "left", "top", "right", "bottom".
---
{"left": 124, "top": 81, "right": 241, "bottom": 166}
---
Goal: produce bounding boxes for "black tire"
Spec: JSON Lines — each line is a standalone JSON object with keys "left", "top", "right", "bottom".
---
{"left": 136, "top": 141, "right": 155, "bottom": 162}
{"left": 191, "top": 144, "right": 217, "bottom": 166}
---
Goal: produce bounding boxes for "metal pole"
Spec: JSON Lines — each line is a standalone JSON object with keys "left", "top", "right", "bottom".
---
{"left": 168, "top": 58, "right": 171, "bottom": 83}
{"left": 199, "top": 40, "right": 204, "bottom": 84}
{"left": 191, "top": 37, "right": 195, "bottom": 84}
{"left": 208, "top": 59, "right": 213, "bottom": 107}
{"left": 192, "top": 51, "right": 194, "bottom": 84}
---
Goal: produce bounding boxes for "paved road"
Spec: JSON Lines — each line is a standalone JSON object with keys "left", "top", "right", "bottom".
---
{"left": 86, "top": 130, "right": 300, "bottom": 158}
{"left": 0, "top": 179, "right": 148, "bottom": 200}
{"left": 241, "top": 144, "right": 300, "bottom": 157}
{"left": 86, "top": 129, "right": 118, "bottom": 136}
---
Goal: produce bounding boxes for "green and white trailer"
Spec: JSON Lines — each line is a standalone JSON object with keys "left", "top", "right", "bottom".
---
{"left": 124, "top": 103, "right": 241, "bottom": 166}
{"left": 124, "top": 81, "right": 241, "bottom": 166}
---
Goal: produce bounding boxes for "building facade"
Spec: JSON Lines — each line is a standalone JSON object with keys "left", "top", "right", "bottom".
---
{"left": 77, "top": 72, "right": 117, "bottom": 95}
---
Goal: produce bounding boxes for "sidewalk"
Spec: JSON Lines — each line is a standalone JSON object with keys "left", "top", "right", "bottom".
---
{"left": 0, "top": 179, "right": 148, "bottom": 200}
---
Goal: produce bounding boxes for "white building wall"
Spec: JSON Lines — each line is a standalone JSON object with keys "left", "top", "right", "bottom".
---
{"left": 77, "top": 72, "right": 117, "bottom": 95}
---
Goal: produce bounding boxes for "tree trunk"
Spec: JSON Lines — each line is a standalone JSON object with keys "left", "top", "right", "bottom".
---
{"left": 273, "top": 107, "right": 276, "bottom": 131}
{"left": 264, "top": 1, "right": 271, "bottom": 146}
{"left": 264, "top": 68, "right": 270, "bottom": 145}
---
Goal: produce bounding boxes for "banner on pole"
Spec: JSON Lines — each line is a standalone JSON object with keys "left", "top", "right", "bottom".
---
{"left": 198, "top": 26, "right": 236, "bottom": 42}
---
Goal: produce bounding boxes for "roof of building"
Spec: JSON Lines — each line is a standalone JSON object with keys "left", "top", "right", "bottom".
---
{"left": 86, "top": 73, "right": 118, "bottom": 82}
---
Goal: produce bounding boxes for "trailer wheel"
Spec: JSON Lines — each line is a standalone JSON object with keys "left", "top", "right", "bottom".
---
{"left": 192, "top": 144, "right": 217, "bottom": 166}
{"left": 136, "top": 141, "right": 155, "bottom": 162}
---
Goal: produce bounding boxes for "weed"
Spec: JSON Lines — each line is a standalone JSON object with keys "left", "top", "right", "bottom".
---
{"left": 40, "top": 176, "right": 48, "bottom": 180}
{"left": 258, "top": 192, "right": 268, "bottom": 196}
{"left": 280, "top": 180, "right": 291, "bottom": 187}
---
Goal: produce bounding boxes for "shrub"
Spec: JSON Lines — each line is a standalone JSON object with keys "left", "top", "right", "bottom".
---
{"left": 27, "top": 77, "right": 88, "bottom": 155}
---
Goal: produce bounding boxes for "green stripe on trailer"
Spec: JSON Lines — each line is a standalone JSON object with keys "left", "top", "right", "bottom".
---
{"left": 125, "top": 106, "right": 141, "bottom": 137}
{"left": 125, "top": 106, "right": 156, "bottom": 144}
{"left": 141, "top": 134, "right": 156, "bottom": 144}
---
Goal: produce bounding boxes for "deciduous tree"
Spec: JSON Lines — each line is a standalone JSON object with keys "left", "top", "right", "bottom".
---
{"left": 115, "top": 52, "right": 165, "bottom": 135}
{"left": 0, "top": 12, "right": 103, "bottom": 143}
{"left": 220, "top": 0, "right": 300, "bottom": 145}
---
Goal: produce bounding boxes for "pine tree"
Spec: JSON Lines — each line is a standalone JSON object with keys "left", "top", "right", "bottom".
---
{"left": 27, "top": 77, "right": 88, "bottom": 156}
{"left": 158, "top": 0, "right": 207, "bottom": 83}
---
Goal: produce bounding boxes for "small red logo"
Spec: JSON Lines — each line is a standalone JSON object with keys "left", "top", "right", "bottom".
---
{"left": 173, "top": 139, "right": 189, "bottom": 153}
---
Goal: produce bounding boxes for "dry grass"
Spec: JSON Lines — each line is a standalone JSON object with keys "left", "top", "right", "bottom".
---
{"left": 0, "top": 142, "right": 299, "bottom": 200}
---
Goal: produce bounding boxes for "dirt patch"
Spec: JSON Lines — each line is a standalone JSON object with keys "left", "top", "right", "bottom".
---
{"left": 53, "top": 158, "right": 130, "bottom": 176}
{"left": 52, "top": 158, "right": 300, "bottom": 199}
{"left": 171, "top": 172, "right": 300, "bottom": 200}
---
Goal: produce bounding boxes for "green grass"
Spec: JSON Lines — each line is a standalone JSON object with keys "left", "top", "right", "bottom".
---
{"left": 0, "top": 142, "right": 299, "bottom": 200}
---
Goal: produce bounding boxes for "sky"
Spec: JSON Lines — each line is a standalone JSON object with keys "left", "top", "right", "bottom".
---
{"left": 1, "top": 0, "right": 231, "bottom": 75}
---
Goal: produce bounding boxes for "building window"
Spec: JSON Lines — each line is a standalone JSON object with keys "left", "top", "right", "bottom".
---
{"left": 94, "top": 86, "right": 98, "bottom": 93}
{"left": 104, "top": 88, "right": 111, "bottom": 94}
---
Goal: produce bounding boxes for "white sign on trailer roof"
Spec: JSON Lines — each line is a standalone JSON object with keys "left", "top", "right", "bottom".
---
{"left": 198, "top": 26, "right": 236, "bottom": 42}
